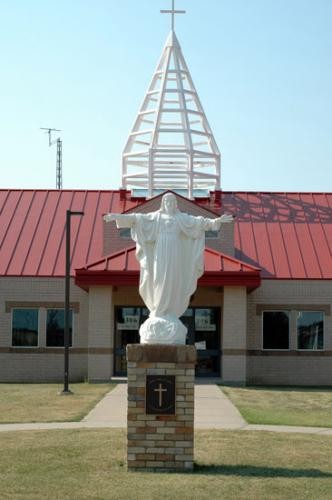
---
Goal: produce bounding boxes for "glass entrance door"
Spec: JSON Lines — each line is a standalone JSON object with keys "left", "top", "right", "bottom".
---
{"left": 184, "top": 308, "right": 221, "bottom": 377}
{"left": 114, "top": 307, "right": 148, "bottom": 375}
{"left": 114, "top": 306, "right": 221, "bottom": 377}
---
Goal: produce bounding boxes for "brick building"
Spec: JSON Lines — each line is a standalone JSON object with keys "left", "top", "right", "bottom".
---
{"left": 1, "top": 28, "right": 331, "bottom": 385}
{"left": 0, "top": 188, "right": 331, "bottom": 385}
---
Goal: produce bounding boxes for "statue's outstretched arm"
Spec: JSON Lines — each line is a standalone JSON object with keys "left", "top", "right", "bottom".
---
{"left": 103, "top": 213, "right": 136, "bottom": 228}
{"left": 218, "top": 214, "right": 234, "bottom": 224}
{"left": 203, "top": 213, "right": 234, "bottom": 231}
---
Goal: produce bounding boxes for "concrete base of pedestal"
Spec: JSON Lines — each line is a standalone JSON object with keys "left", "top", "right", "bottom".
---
{"left": 126, "top": 344, "right": 196, "bottom": 472}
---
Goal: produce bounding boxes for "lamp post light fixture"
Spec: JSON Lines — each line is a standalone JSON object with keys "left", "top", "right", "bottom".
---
{"left": 62, "top": 209, "right": 84, "bottom": 395}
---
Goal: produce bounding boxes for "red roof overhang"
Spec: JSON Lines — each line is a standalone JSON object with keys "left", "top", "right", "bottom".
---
{"left": 75, "top": 269, "right": 261, "bottom": 290}
{"left": 75, "top": 246, "right": 261, "bottom": 292}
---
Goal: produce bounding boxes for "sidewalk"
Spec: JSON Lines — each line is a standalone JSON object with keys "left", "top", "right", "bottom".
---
{"left": 0, "top": 383, "right": 331, "bottom": 435}
{"left": 194, "top": 383, "right": 246, "bottom": 429}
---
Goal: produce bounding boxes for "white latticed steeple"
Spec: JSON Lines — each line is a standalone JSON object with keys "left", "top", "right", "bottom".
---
{"left": 122, "top": 29, "right": 221, "bottom": 199}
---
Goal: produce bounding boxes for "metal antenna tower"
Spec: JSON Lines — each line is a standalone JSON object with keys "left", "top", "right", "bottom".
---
{"left": 40, "top": 127, "right": 63, "bottom": 189}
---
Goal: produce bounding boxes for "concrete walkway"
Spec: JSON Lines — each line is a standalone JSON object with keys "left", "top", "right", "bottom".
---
{"left": 82, "top": 383, "right": 127, "bottom": 427}
{"left": 0, "top": 383, "right": 331, "bottom": 435}
{"left": 195, "top": 383, "right": 246, "bottom": 429}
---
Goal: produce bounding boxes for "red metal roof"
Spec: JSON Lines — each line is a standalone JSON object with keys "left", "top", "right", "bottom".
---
{"left": 0, "top": 189, "right": 331, "bottom": 280}
{"left": 222, "top": 192, "right": 332, "bottom": 279}
{"left": 75, "top": 246, "right": 261, "bottom": 290}
{"left": 0, "top": 190, "right": 141, "bottom": 278}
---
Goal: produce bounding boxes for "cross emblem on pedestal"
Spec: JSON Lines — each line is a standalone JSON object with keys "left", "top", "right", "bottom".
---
{"left": 146, "top": 375, "right": 176, "bottom": 415}
{"left": 154, "top": 383, "right": 167, "bottom": 407}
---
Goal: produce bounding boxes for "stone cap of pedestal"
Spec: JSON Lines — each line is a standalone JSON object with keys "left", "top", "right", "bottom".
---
{"left": 126, "top": 344, "right": 197, "bottom": 364}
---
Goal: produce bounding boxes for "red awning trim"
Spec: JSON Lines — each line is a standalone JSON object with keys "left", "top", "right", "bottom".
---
{"left": 75, "top": 245, "right": 261, "bottom": 292}
{"left": 75, "top": 268, "right": 261, "bottom": 292}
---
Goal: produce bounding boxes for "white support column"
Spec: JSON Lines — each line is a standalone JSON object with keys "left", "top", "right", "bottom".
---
{"left": 188, "top": 153, "right": 193, "bottom": 199}
{"left": 222, "top": 286, "right": 247, "bottom": 384}
{"left": 148, "top": 149, "right": 154, "bottom": 198}
{"left": 88, "top": 286, "right": 113, "bottom": 381}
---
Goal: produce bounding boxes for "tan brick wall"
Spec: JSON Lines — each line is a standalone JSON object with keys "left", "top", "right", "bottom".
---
{"left": 219, "top": 220, "right": 235, "bottom": 256}
{"left": 222, "top": 355, "right": 247, "bottom": 384}
{"left": 0, "top": 352, "right": 87, "bottom": 383}
{"left": 88, "top": 286, "right": 113, "bottom": 381}
{"left": 88, "top": 354, "right": 113, "bottom": 382}
{"left": 222, "top": 286, "right": 247, "bottom": 383}
{"left": 247, "top": 356, "right": 332, "bottom": 386}
{"left": 2, "top": 275, "right": 331, "bottom": 385}
{"left": 0, "top": 277, "right": 88, "bottom": 382}
{"left": 247, "top": 280, "right": 332, "bottom": 385}
{"left": 126, "top": 345, "right": 196, "bottom": 472}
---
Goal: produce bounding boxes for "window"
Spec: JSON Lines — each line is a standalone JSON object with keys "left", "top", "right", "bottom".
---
{"left": 119, "top": 228, "right": 131, "bottom": 238}
{"left": 12, "top": 309, "right": 38, "bottom": 347}
{"left": 194, "top": 308, "right": 219, "bottom": 351}
{"left": 205, "top": 230, "right": 219, "bottom": 239}
{"left": 115, "top": 307, "right": 142, "bottom": 374}
{"left": 297, "top": 311, "right": 324, "bottom": 350}
{"left": 116, "top": 307, "right": 141, "bottom": 332}
{"left": 46, "top": 309, "right": 73, "bottom": 347}
{"left": 195, "top": 308, "right": 216, "bottom": 332}
{"left": 263, "top": 311, "right": 289, "bottom": 350}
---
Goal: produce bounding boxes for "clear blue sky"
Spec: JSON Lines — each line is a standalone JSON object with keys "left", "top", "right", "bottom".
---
{"left": 1, "top": 0, "right": 331, "bottom": 192}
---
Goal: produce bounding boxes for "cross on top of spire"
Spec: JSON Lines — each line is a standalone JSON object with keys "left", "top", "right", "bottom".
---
{"left": 160, "top": 0, "right": 186, "bottom": 31}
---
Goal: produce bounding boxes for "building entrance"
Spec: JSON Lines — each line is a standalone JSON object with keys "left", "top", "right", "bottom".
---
{"left": 182, "top": 307, "right": 221, "bottom": 377}
{"left": 114, "top": 306, "right": 221, "bottom": 377}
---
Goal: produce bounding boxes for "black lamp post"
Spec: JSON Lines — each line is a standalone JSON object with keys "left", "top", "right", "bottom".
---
{"left": 62, "top": 209, "right": 84, "bottom": 395}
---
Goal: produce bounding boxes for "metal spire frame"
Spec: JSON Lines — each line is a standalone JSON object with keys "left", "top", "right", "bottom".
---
{"left": 122, "top": 22, "right": 221, "bottom": 199}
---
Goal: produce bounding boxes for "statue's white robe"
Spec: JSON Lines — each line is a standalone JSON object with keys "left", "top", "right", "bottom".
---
{"left": 120, "top": 212, "right": 220, "bottom": 318}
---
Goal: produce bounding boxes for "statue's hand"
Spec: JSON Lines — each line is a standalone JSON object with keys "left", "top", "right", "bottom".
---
{"left": 103, "top": 213, "right": 116, "bottom": 222}
{"left": 219, "top": 214, "right": 233, "bottom": 223}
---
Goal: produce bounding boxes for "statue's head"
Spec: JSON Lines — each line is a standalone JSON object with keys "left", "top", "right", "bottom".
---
{"left": 160, "top": 193, "right": 178, "bottom": 215}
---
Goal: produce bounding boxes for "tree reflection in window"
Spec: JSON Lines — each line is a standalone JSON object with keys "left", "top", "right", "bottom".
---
{"left": 297, "top": 311, "right": 324, "bottom": 350}
{"left": 46, "top": 309, "right": 72, "bottom": 347}
{"left": 12, "top": 309, "right": 38, "bottom": 347}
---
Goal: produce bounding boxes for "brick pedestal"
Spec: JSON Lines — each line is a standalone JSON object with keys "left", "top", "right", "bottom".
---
{"left": 126, "top": 344, "right": 196, "bottom": 472}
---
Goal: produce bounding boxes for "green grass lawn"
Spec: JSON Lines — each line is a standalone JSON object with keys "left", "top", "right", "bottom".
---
{"left": 0, "top": 429, "right": 331, "bottom": 499}
{"left": 221, "top": 386, "right": 332, "bottom": 427}
{"left": 0, "top": 383, "right": 115, "bottom": 424}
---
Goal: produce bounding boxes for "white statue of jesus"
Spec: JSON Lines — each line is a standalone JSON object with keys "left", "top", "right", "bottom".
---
{"left": 104, "top": 193, "right": 233, "bottom": 344}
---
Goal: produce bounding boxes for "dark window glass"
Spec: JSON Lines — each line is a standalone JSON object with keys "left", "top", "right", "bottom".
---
{"left": 205, "top": 230, "right": 219, "bottom": 239}
{"left": 12, "top": 309, "right": 38, "bottom": 347}
{"left": 141, "top": 308, "right": 149, "bottom": 323}
{"left": 193, "top": 308, "right": 219, "bottom": 350}
{"left": 263, "top": 311, "right": 289, "bottom": 349}
{"left": 115, "top": 307, "right": 141, "bottom": 374}
{"left": 297, "top": 311, "right": 324, "bottom": 350}
{"left": 46, "top": 309, "right": 72, "bottom": 347}
{"left": 195, "top": 308, "right": 216, "bottom": 331}
{"left": 116, "top": 307, "right": 141, "bottom": 332}
{"left": 119, "top": 228, "right": 131, "bottom": 238}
